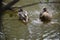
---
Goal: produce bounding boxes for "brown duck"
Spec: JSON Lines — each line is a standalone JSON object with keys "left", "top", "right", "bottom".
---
{"left": 39, "top": 8, "right": 52, "bottom": 24}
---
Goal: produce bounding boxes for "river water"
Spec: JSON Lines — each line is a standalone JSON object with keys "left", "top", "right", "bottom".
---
{"left": 1, "top": 0, "right": 60, "bottom": 40}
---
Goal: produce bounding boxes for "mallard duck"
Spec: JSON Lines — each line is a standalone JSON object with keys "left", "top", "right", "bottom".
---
{"left": 39, "top": 8, "right": 52, "bottom": 24}
{"left": 18, "top": 8, "right": 29, "bottom": 23}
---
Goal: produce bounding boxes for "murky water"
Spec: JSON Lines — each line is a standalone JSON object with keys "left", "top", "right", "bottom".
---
{"left": 2, "top": 0, "right": 60, "bottom": 40}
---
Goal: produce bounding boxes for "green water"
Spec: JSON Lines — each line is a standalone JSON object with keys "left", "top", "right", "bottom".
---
{"left": 2, "top": 0, "right": 60, "bottom": 40}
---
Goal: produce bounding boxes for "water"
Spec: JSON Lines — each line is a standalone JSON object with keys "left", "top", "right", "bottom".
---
{"left": 2, "top": 0, "right": 60, "bottom": 40}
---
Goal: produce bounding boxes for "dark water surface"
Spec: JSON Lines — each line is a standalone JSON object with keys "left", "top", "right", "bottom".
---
{"left": 1, "top": 0, "right": 60, "bottom": 40}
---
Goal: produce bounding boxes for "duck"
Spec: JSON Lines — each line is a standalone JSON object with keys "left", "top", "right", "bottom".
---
{"left": 18, "top": 8, "right": 29, "bottom": 24}
{"left": 39, "top": 8, "right": 52, "bottom": 24}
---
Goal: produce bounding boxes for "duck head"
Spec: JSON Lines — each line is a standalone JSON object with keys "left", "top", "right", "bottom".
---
{"left": 43, "top": 8, "right": 47, "bottom": 12}
{"left": 18, "top": 8, "right": 23, "bottom": 12}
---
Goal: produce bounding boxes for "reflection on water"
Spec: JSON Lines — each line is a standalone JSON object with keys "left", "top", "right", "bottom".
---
{"left": 2, "top": 0, "right": 60, "bottom": 40}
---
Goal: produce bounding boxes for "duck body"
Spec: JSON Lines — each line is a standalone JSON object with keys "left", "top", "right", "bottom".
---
{"left": 18, "top": 8, "right": 29, "bottom": 24}
{"left": 39, "top": 8, "right": 52, "bottom": 23}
